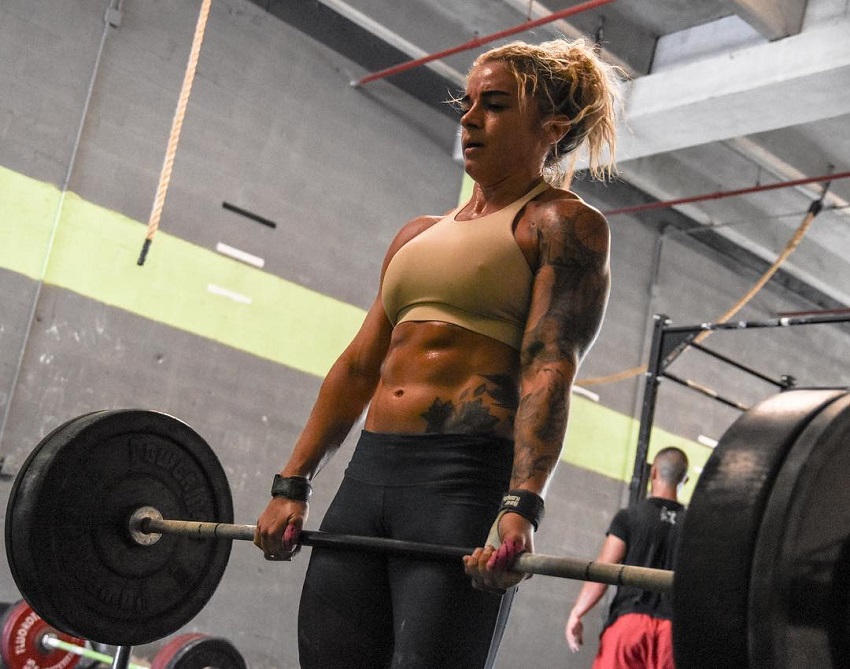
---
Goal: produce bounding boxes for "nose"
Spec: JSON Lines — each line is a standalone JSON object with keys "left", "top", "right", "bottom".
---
{"left": 460, "top": 104, "right": 481, "bottom": 128}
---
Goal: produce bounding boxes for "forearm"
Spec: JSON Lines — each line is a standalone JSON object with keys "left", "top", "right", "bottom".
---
{"left": 511, "top": 365, "right": 574, "bottom": 494}
{"left": 570, "top": 581, "right": 608, "bottom": 619}
{"left": 571, "top": 535, "right": 627, "bottom": 617}
{"left": 281, "top": 358, "right": 379, "bottom": 479}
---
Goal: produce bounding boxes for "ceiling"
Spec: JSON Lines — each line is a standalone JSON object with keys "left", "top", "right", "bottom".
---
{"left": 254, "top": 0, "right": 850, "bottom": 311}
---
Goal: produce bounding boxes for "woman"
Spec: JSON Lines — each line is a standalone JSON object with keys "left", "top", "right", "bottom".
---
{"left": 255, "top": 37, "right": 620, "bottom": 668}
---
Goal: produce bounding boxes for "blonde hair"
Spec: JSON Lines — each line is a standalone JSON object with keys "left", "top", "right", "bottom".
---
{"left": 472, "top": 38, "right": 623, "bottom": 181}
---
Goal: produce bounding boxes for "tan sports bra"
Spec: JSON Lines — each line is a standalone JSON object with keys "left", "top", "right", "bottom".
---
{"left": 382, "top": 181, "right": 549, "bottom": 350}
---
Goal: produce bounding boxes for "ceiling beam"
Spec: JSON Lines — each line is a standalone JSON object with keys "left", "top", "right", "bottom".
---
{"left": 499, "top": 0, "right": 638, "bottom": 75}
{"left": 611, "top": 19, "right": 850, "bottom": 163}
{"left": 317, "top": 0, "right": 465, "bottom": 87}
{"left": 726, "top": 0, "right": 808, "bottom": 39}
{"left": 249, "top": 0, "right": 463, "bottom": 118}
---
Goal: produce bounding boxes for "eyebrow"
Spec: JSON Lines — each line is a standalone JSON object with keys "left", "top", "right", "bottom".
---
{"left": 460, "top": 90, "right": 513, "bottom": 104}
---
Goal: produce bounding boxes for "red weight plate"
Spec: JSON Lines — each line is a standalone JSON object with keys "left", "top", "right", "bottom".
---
{"left": 151, "top": 633, "right": 247, "bottom": 669}
{"left": 672, "top": 388, "right": 848, "bottom": 669}
{"left": 749, "top": 392, "right": 850, "bottom": 668}
{"left": 5, "top": 410, "right": 234, "bottom": 646}
{"left": 0, "top": 599, "right": 82, "bottom": 669}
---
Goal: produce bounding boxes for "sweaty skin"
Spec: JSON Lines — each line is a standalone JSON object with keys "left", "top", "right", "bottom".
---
{"left": 255, "top": 60, "right": 611, "bottom": 596}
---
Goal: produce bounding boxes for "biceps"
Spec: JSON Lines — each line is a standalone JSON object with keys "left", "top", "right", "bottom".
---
{"left": 523, "top": 261, "right": 610, "bottom": 365}
{"left": 598, "top": 534, "right": 627, "bottom": 564}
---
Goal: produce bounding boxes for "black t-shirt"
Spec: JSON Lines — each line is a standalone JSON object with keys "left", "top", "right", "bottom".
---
{"left": 603, "top": 496, "right": 686, "bottom": 629}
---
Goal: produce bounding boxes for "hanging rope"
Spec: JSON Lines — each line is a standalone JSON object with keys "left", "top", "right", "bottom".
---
{"left": 692, "top": 194, "right": 826, "bottom": 345}
{"left": 137, "top": 0, "right": 212, "bottom": 266}
{"left": 579, "top": 364, "right": 646, "bottom": 387}
{"left": 578, "top": 191, "right": 828, "bottom": 386}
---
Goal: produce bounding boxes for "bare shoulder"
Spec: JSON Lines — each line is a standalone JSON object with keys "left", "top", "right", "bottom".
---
{"left": 387, "top": 214, "right": 441, "bottom": 253}
{"left": 526, "top": 188, "right": 610, "bottom": 268}
{"left": 393, "top": 214, "right": 442, "bottom": 245}
{"left": 380, "top": 214, "right": 443, "bottom": 274}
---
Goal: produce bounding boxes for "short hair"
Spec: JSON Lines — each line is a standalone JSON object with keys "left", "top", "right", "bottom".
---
{"left": 472, "top": 38, "right": 623, "bottom": 181}
{"left": 653, "top": 447, "right": 689, "bottom": 486}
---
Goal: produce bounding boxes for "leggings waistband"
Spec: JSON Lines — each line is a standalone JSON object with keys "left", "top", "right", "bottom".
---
{"left": 344, "top": 430, "right": 513, "bottom": 488}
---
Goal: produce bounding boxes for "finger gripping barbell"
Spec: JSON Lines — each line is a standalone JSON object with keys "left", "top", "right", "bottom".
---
{"left": 5, "top": 388, "right": 850, "bottom": 668}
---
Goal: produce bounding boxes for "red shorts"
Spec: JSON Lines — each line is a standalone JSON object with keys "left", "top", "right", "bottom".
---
{"left": 592, "top": 613, "right": 675, "bottom": 669}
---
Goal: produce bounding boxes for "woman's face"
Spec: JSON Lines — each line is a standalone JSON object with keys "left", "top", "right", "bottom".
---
{"left": 459, "top": 60, "right": 551, "bottom": 185}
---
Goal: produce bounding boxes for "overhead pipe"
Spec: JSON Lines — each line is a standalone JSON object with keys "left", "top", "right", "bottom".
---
{"left": 603, "top": 169, "right": 850, "bottom": 217}
{"left": 351, "top": 0, "right": 617, "bottom": 87}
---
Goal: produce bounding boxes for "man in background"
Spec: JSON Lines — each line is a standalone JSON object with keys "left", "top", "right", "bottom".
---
{"left": 565, "top": 447, "right": 689, "bottom": 669}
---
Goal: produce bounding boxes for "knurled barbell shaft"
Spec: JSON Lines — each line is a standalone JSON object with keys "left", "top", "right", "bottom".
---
{"left": 140, "top": 515, "right": 674, "bottom": 593}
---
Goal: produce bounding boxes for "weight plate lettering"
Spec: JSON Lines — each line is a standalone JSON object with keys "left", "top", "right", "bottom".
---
{"left": 5, "top": 410, "right": 233, "bottom": 646}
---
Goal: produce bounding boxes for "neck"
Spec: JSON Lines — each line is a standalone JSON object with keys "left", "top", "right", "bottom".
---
{"left": 649, "top": 484, "right": 678, "bottom": 502}
{"left": 464, "top": 175, "right": 546, "bottom": 218}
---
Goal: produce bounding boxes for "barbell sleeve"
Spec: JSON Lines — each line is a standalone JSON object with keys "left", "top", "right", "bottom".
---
{"left": 41, "top": 635, "right": 148, "bottom": 669}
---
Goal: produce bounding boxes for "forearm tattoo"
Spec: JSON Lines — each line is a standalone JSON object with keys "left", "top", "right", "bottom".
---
{"left": 518, "top": 376, "right": 569, "bottom": 444}
{"left": 512, "top": 381, "right": 567, "bottom": 484}
{"left": 420, "top": 374, "right": 518, "bottom": 434}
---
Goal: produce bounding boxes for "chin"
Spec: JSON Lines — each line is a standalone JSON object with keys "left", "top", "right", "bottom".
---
{"left": 463, "top": 161, "right": 486, "bottom": 182}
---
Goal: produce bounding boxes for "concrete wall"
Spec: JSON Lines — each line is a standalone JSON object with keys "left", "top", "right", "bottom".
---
{"left": 0, "top": 1, "right": 848, "bottom": 668}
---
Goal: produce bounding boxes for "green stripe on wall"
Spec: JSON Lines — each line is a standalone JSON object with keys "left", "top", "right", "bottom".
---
{"left": 565, "top": 397, "right": 705, "bottom": 502}
{"left": 1, "top": 166, "right": 364, "bottom": 379}
{"left": 0, "top": 167, "right": 61, "bottom": 279}
{"left": 1, "top": 165, "right": 710, "bottom": 490}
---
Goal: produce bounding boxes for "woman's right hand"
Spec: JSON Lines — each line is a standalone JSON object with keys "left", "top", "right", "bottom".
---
{"left": 254, "top": 497, "right": 309, "bottom": 561}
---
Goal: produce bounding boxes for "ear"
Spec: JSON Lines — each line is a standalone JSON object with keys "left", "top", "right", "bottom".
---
{"left": 544, "top": 115, "right": 571, "bottom": 145}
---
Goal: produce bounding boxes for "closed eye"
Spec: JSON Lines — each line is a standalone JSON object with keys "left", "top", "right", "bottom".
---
{"left": 460, "top": 90, "right": 512, "bottom": 114}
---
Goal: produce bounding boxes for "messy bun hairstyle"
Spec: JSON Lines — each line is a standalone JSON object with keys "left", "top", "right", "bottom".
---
{"left": 473, "top": 38, "right": 623, "bottom": 181}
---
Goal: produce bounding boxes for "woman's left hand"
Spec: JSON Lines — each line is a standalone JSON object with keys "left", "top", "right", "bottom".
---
{"left": 463, "top": 512, "right": 533, "bottom": 592}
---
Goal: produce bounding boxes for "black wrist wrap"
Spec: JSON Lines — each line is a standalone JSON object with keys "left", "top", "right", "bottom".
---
{"left": 271, "top": 474, "right": 312, "bottom": 502}
{"left": 499, "top": 489, "right": 545, "bottom": 530}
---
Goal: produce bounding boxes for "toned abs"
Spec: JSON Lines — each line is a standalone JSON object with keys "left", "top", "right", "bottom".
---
{"left": 365, "top": 321, "right": 520, "bottom": 438}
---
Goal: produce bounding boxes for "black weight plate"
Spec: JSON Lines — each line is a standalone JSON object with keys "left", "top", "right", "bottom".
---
{"left": 672, "top": 389, "right": 847, "bottom": 669}
{"left": 749, "top": 391, "right": 850, "bottom": 668}
{"left": 5, "top": 410, "right": 233, "bottom": 646}
{"left": 151, "top": 633, "right": 247, "bottom": 669}
{"left": 4, "top": 411, "right": 112, "bottom": 631}
{"left": 5, "top": 411, "right": 109, "bottom": 607}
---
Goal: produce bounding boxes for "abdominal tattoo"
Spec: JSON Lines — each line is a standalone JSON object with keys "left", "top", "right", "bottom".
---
{"left": 420, "top": 374, "right": 518, "bottom": 434}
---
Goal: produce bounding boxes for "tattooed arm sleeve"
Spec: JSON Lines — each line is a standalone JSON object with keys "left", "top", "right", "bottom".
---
{"left": 512, "top": 201, "right": 611, "bottom": 495}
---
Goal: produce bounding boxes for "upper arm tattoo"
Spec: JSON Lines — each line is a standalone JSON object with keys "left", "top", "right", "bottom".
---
{"left": 523, "top": 206, "right": 610, "bottom": 368}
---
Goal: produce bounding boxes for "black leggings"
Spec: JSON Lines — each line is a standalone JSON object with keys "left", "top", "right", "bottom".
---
{"left": 298, "top": 431, "right": 515, "bottom": 669}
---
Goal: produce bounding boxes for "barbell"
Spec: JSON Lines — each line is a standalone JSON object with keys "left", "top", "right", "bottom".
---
{"left": 4, "top": 388, "right": 850, "bottom": 668}
{"left": 0, "top": 598, "right": 247, "bottom": 669}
